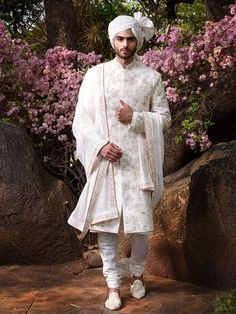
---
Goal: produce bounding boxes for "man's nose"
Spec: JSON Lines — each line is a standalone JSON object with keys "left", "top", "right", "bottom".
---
{"left": 122, "top": 39, "right": 128, "bottom": 47}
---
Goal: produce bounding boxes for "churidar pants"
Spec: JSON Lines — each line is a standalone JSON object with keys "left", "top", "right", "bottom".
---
{"left": 97, "top": 232, "right": 149, "bottom": 288}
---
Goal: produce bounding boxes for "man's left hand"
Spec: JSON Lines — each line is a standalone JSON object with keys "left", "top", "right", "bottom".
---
{"left": 115, "top": 100, "right": 133, "bottom": 123}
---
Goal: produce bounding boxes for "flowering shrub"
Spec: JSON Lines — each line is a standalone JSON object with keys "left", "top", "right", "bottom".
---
{"left": 143, "top": 4, "right": 236, "bottom": 152}
{"left": 0, "top": 19, "right": 101, "bottom": 195}
{"left": 0, "top": 21, "right": 101, "bottom": 145}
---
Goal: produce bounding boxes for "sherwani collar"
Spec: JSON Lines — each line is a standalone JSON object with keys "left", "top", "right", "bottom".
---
{"left": 111, "top": 57, "right": 139, "bottom": 70}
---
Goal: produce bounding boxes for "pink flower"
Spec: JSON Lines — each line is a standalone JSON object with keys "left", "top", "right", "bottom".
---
{"left": 186, "top": 133, "right": 197, "bottom": 150}
{"left": 7, "top": 106, "right": 20, "bottom": 115}
{"left": 0, "top": 94, "right": 5, "bottom": 102}
{"left": 28, "top": 108, "right": 38, "bottom": 118}
{"left": 166, "top": 87, "right": 180, "bottom": 103}
{"left": 155, "top": 34, "right": 166, "bottom": 43}
{"left": 200, "top": 133, "right": 212, "bottom": 151}
{"left": 220, "top": 55, "right": 234, "bottom": 69}
{"left": 163, "top": 80, "right": 170, "bottom": 86}
{"left": 213, "top": 46, "right": 222, "bottom": 58}
{"left": 196, "top": 87, "right": 202, "bottom": 94}
{"left": 199, "top": 74, "right": 206, "bottom": 81}
{"left": 58, "top": 134, "right": 68, "bottom": 142}
{"left": 210, "top": 71, "right": 219, "bottom": 79}
{"left": 168, "top": 26, "right": 183, "bottom": 47}
{"left": 179, "top": 75, "right": 189, "bottom": 83}
{"left": 229, "top": 4, "right": 236, "bottom": 16}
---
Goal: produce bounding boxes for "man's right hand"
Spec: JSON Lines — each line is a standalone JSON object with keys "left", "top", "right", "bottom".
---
{"left": 99, "top": 143, "right": 123, "bottom": 162}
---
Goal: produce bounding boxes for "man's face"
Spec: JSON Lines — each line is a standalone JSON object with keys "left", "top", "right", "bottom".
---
{"left": 113, "top": 29, "right": 138, "bottom": 60}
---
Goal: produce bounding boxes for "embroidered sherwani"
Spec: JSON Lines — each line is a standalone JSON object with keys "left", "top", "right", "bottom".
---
{"left": 68, "top": 58, "right": 171, "bottom": 239}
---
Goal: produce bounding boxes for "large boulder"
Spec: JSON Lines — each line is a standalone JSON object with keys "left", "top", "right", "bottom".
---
{"left": 184, "top": 140, "right": 236, "bottom": 289}
{"left": 146, "top": 140, "right": 236, "bottom": 289}
{"left": 145, "top": 174, "right": 191, "bottom": 281}
{"left": 0, "top": 122, "right": 81, "bottom": 264}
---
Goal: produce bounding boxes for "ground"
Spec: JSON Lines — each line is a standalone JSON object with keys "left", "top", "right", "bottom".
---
{"left": 0, "top": 260, "right": 223, "bottom": 313}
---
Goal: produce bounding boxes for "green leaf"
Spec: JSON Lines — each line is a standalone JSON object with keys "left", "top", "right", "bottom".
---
{"left": 1, "top": 117, "right": 11, "bottom": 123}
{"left": 174, "top": 135, "right": 183, "bottom": 144}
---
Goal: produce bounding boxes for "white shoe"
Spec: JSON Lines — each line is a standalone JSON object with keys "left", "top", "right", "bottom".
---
{"left": 130, "top": 280, "right": 146, "bottom": 299}
{"left": 105, "top": 292, "right": 122, "bottom": 311}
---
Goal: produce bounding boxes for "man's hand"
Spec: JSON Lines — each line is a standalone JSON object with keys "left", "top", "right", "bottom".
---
{"left": 99, "top": 143, "right": 122, "bottom": 162}
{"left": 115, "top": 100, "right": 133, "bottom": 123}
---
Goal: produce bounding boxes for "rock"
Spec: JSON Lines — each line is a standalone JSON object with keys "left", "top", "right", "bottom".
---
{"left": 163, "top": 127, "right": 196, "bottom": 176}
{"left": 146, "top": 140, "right": 236, "bottom": 289}
{"left": 83, "top": 249, "right": 103, "bottom": 268}
{"left": 0, "top": 122, "right": 81, "bottom": 264}
{"left": 184, "top": 140, "right": 236, "bottom": 289}
{"left": 146, "top": 177, "right": 190, "bottom": 281}
{"left": 164, "top": 159, "right": 196, "bottom": 186}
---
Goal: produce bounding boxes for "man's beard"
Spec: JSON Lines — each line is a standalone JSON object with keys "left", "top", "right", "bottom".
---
{"left": 114, "top": 46, "right": 137, "bottom": 59}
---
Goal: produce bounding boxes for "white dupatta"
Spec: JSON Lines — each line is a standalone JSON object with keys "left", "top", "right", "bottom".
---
{"left": 68, "top": 64, "right": 119, "bottom": 239}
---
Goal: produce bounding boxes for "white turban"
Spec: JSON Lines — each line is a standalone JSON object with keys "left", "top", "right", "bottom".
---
{"left": 108, "top": 12, "right": 155, "bottom": 51}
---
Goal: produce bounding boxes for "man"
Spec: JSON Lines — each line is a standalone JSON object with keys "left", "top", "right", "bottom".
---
{"left": 68, "top": 13, "right": 171, "bottom": 311}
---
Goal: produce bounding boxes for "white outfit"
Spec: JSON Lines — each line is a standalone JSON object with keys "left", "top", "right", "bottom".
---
{"left": 68, "top": 58, "right": 171, "bottom": 239}
{"left": 98, "top": 232, "right": 149, "bottom": 288}
{"left": 68, "top": 13, "right": 171, "bottom": 295}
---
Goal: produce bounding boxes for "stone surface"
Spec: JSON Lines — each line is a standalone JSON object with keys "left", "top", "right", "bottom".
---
{"left": 163, "top": 159, "right": 196, "bottom": 186}
{"left": 146, "top": 177, "right": 190, "bottom": 282}
{"left": 163, "top": 127, "right": 196, "bottom": 176}
{"left": 185, "top": 140, "right": 236, "bottom": 289}
{"left": 0, "top": 260, "right": 224, "bottom": 313}
{"left": 150, "top": 140, "right": 236, "bottom": 289}
{"left": 0, "top": 122, "right": 81, "bottom": 264}
{"left": 83, "top": 249, "right": 103, "bottom": 268}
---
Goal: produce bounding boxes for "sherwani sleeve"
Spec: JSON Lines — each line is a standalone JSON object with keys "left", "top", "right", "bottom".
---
{"left": 128, "top": 72, "right": 171, "bottom": 133}
{"left": 72, "top": 68, "right": 108, "bottom": 176}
